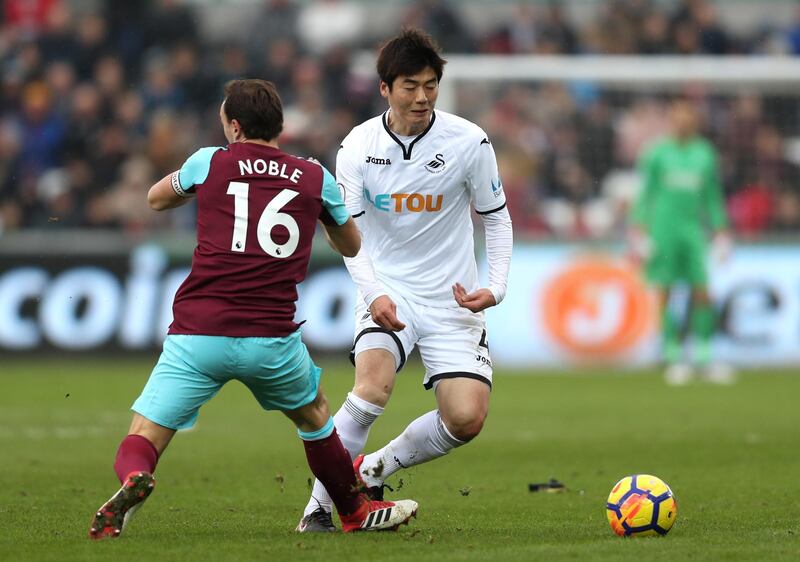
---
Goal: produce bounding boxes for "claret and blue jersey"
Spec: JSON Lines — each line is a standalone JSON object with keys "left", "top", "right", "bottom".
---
{"left": 130, "top": 142, "right": 348, "bottom": 429}
{"left": 168, "top": 142, "right": 348, "bottom": 337}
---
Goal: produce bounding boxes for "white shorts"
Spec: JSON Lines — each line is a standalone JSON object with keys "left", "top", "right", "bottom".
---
{"left": 350, "top": 292, "right": 493, "bottom": 391}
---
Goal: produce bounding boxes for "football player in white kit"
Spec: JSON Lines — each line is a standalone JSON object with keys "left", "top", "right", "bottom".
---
{"left": 297, "top": 28, "right": 513, "bottom": 532}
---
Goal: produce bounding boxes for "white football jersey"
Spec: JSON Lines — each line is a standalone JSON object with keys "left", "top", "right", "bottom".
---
{"left": 337, "top": 109, "right": 506, "bottom": 307}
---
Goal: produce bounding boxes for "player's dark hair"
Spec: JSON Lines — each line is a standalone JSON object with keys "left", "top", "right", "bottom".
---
{"left": 223, "top": 79, "right": 283, "bottom": 141}
{"left": 376, "top": 28, "right": 447, "bottom": 90}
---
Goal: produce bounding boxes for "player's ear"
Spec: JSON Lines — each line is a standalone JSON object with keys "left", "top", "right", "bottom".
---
{"left": 379, "top": 81, "right": 391, "bottom": 99}
{"left": 230, "top": 118, "right": 242, "bottom": 138}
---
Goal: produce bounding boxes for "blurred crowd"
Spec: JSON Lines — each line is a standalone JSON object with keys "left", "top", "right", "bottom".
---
{"left": 1, "top": 0, "right": 799, "bottom": 238}
{"left": 469, "top": 87, "right": 800, "bottom": 239}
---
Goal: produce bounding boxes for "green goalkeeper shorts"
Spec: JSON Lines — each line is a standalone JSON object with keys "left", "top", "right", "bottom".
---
{"left": 645, "top": 230, "right": 708, "bottom": 287}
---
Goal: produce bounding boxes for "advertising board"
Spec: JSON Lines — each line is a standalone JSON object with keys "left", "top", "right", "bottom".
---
{"left": 2, "top": 243, "right": 798, "bottom": 367}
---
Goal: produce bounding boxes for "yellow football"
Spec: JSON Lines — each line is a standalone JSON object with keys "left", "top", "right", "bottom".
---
{"left": 606, "top": 474, "right": 677, "bottom": 537}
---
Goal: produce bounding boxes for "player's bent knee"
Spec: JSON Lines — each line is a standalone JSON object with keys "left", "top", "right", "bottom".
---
{"left": 352, "top": 349, "right": 397, "bottom": 408}
{"left": 305, "top": 393, "right": 330, "bottom": 421}
{"left": 442, "top": 410, "right": 487, "bottom": 442}
{"left": 283, "top": 391, "right": 330, "bottom": 433}
{"left": 352, "top": 381, "right": 391, "bottom": 408}
{"left": 436, "top": 378, "right": 490, "bottom": 441}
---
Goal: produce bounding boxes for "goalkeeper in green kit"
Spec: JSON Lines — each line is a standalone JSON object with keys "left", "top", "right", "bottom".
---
{"left": 629, "top": 98, "right": 734, "bottom": 385}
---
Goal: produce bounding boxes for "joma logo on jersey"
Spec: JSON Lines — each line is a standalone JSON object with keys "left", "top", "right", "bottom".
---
{"left": 364, "top": 187, "right": 443, "bottom": 213}
{"left": 366, "top": 156, "right": 392, "bottom": 165}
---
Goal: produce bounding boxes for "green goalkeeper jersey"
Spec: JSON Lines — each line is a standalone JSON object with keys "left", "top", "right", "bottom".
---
{"left": 631, "top": 136, "right": 728, "bottom": 238}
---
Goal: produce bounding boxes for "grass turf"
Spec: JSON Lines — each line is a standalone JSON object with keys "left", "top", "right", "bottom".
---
{"left": 0, "top": 358, "right": 798, "bottom": 561}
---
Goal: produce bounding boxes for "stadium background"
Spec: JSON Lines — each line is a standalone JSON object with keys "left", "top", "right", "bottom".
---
{"left": 3, "top": 2, "right": 800, "bottom": 561}
{"left": 2, "top": 0, "right": 800, "bottom": 366}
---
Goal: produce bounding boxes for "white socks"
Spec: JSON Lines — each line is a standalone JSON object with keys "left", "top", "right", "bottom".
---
{"left": 303, "top": 392, "right": 383, "bottom": 516}
{"left": 303, "top": 402, "right": 467, "bottom": 517}
{"left": 359, "top": 410, "right": 464, "bottom": 488}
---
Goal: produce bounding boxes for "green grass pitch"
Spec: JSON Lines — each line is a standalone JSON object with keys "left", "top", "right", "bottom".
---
{"left": 1, "top": 358, "right": 799, "bottom": 561}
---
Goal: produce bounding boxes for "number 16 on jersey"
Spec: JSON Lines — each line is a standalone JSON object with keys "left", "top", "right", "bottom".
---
{"left": 227, "top": 182, "right": 300, "bottom": 258}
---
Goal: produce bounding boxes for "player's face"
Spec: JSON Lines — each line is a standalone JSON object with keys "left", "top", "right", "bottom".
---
{"left": 381, "top": 66, "right": 439, "bottom": 135}
{"left": 670, "top": 102, "right": 698, "bottom": 139}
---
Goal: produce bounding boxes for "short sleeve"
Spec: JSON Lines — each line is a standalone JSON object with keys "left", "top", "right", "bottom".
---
{"left": 335, "top": 135, "right": 365, "bottom": 217}
{"left": 319, "top": 166, "right": 349, "bottom": 226}
{"left": 176, "top": 146, "right": 223, "bottom": 194}
{"left": 467, "top": 136, "right": 507, "bottom": 215}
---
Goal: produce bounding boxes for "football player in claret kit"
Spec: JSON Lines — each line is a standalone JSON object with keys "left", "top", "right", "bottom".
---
{"left": 298, "top": 29, "right": 513, "bottom": 531}
{"left": 88, "top": 79, "right": 418, "bottom": 539}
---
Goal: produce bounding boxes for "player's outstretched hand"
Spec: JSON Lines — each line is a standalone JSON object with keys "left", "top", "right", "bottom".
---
{"left": 369, "top": 295, "right": 406, "bottom": 331}
{"left": 452, "top": 283, "right": 497, "bottom": 313}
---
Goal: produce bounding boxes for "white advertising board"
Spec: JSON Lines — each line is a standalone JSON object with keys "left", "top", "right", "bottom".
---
{"left": 2, "top": 243, "right": 799, "bottom": 368}
{"left": 482, "top": 246, "right": 800, "bottom": 367}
